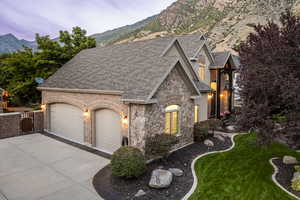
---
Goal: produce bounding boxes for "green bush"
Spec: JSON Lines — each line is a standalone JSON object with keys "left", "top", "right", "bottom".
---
{"left": 145, "top": 134, "right": 179, "bottom": 158}
{"left": 194, "top": 119, "right": 223, "bottom": 142}
{"left": 291, "top": 178, "right": 300, "bottom": 191}
{"left": 111, "top": 146, "right": 146, "bottom": 179}
{"left": 295, "top": 165, "right": 300, "bottom": 172}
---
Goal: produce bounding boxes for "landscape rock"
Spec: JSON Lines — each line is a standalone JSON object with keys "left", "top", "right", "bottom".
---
{"left": 214, "top": 134, "right": 225, "bottom": 142}
{"left": 226, "top": 125, "right": 236, "bottom": 131}
{"left": 134, "top": 189, "right": 146, "bottom": 197}
{"left": 204, "top": 139, "right": 214, "bottom": 147}
{"left": 168, "top": 168, "right": 183, "bottom": 177}
{"left": 283, "top": 156, "right": 298, "bottom": 164}
{"left": 293, "top": 172, "right": 300, "bottom": 181}
{"left": 149, "top": 169, "right": 173, "bottom": 189}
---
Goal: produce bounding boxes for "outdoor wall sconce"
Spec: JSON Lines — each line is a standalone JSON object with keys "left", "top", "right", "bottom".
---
{"left": 208, "top": 94, "right": 213, "bottom": 99}
{"left": 83, "top": 109, "right": 90, "bottom": 119}
{"left": 122, "top": 116, "right": 128, "bottom": 125}
{"left": 41, "top": 104, "right": 46, "bottom": 111}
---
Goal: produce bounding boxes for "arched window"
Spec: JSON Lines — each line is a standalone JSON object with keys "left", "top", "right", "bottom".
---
{"left": 165, "top": 105, "right": 180, "bottom": 135}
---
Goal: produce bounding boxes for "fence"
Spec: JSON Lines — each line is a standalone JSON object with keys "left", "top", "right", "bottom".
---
{"left": 0, "top": 111, "right": 44, "bottom": 139}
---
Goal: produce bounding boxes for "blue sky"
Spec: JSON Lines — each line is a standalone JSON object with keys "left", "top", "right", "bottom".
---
{"left": 0, "top": 0, "right": 176, "bottom": 41}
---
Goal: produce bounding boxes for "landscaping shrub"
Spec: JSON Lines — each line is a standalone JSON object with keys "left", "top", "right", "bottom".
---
{"left": 145, "top": 134, "right": 179, "bottom": 159}
{"left": 295, "top": 165, "right": 300, "bottom": 172}
{"left": 291, "top": 178, "right": 300, "bottom": 191}
{"left": 111, "top": 146, "right": 146, "bottom": 179}
{"left": 194, "top": 119, "right": 223, "bottom": 142}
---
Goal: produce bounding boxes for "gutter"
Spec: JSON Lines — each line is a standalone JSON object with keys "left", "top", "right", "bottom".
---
{"left": 37, "top": 87, "right": 123, "bottom": 95}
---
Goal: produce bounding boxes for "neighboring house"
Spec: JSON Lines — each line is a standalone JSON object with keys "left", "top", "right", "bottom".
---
{"left": 38, "top": 34, "right": 238, "bottom": 154}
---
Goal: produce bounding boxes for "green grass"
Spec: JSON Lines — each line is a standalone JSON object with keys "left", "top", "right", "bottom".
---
{"left": 189, "top": 133, "right": 300, "bottom": 200}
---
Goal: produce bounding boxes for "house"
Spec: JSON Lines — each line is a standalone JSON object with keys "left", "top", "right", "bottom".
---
{"left": 38, "top": 34, "right": 238, "bottom": 154}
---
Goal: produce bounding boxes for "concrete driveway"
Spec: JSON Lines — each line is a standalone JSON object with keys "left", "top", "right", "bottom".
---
{"left": 0, "top": 134, "right": 109, "bottom": 200}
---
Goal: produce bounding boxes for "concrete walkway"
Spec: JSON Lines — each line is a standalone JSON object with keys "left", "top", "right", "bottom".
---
{"left": 0, "top": 134, "right": 109, "bottom": 200}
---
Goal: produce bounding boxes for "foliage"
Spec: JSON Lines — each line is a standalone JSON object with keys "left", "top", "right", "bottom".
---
{"left": 0, "top": 27, "right": 96, "bottom": 105}
{"left": 295, "top": 165, "right": 300, "bottom": 172}
{"left": 189, "top": 133, "right": 300, "bottom": 200}
{"left": 145, "top": 134, "right": 179, "bottom": 159}
{"left": 237, "top": 10, "right": 300, "bottom": 146}
{"left": 194, "top": 119, "right": 223, "bottom": 142}
{"left": 291, "top": 178, "right": 300, "bottom": 191}
{"left": 111, "top": 146, "right": 146, "bottom": 179}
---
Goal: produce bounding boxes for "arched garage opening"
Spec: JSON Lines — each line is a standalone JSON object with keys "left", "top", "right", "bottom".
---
{"left": 49, "top": 103, "right": 84, "bottom": 144}
{"left": 95, "top": 109, "right": 122, "bottom": 154}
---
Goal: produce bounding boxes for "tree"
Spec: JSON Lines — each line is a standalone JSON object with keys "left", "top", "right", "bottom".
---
{"left": 237, "top": 10, "right": 300, "bottom": 147}
{"left": 0, "top": 27, "right": 96, "bottom": 105}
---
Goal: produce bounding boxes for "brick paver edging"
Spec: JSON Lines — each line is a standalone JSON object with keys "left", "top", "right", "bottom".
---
{"left": 181, "top": 133, "right": 242, "bottom": 200}
{"left": 269, "top": 158, "right": 300, "bottom": 200}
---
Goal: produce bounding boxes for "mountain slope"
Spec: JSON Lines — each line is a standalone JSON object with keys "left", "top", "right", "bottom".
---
{"left": 0, "top": 34, "right": 35, "bottom": 54}
{"left": 114, "top": 0, "right": 300, "bottom": 52}
{"left": 90, "top": 15, "right": 157, "bottom": 46}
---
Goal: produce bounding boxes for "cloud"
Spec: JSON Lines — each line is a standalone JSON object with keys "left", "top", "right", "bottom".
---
{"left": 0, "top": 0, "right": 176, "bottom": 40}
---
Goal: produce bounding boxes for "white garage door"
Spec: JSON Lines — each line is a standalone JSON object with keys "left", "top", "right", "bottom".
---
{"left": 50, "top": 103, "right": 84, "bottom": 144}
{"left": 95, "top": 109, "right": 122, "bottom": 154}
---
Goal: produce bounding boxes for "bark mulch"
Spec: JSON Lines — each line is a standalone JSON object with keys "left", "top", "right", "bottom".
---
{"left": 273, "top": 158, "right": 300, "bottom": 198}
{"left": 93, "top": 136, "right": 233, "bottom": 200}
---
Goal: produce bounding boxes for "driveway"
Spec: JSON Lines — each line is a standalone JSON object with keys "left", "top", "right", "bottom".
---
{"left": 0, "top": 134, "right": 109, "bottom": 200}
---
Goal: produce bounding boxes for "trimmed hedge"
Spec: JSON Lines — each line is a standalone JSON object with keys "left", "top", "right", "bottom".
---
{"left": 145, "top": 134, "right": 179, "bottom": 159}
{"left": 111, "top": 146, "right": 146, "bottom": 179}
{"left": 194, "top": 119, "right": 223, "bottom": 142}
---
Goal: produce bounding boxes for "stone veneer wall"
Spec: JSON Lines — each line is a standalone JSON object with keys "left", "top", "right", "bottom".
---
{"left": 129, "top": 104, "right": 147, "bottom": 150}
{"left": 144, "top": 65, "right": 196, "bottom": 148}
{"left": 42, "top": 91, "right": 128, "bottom": 145}
{"left": 0, "top": 113, "right": 21, "bottom": 138}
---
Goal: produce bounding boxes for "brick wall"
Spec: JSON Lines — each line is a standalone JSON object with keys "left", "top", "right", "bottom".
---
{"left": 0, "top": 113, "right": 21, "bottom": 139}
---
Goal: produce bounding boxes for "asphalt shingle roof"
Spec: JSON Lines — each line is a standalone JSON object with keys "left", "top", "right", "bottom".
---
{"left": 40, "top": 34, "right": 211, "bottom": 101}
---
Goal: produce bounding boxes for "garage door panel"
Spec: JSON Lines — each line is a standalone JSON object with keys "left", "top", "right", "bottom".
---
{"left": 50, "top": 104, "right": 84, "bottom": 143}
{"left": 95, "top": 109, "right": 121, "bottom": 154}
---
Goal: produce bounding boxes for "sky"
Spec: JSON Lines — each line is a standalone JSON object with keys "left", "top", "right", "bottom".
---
{"left": 0, "top": 0, "right": 176, "bottom": 41}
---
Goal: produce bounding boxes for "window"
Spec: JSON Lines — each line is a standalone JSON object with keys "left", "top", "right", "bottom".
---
{"left": 194, "top": 105, "right": 199, "bottom": 123}
{"left": 199, "top": 67, "right": 205, "bottom": 81}
{"left": 165, "top": 105, "right": 180, "bottom": 135}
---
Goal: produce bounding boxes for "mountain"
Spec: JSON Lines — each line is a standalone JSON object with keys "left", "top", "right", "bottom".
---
{"left": 90, "top": 15, "right": 157, "bottom": 46}
{"left": 0, "top": 34, "right": 36, "bottom": 54}
{"left": 113, "top": 0, "right": 300, "bottom": 52}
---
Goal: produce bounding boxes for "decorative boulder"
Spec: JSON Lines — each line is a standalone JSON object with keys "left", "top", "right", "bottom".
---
{"left": 168, "top": 168, "right": 183, "bottom": 177}
{"left": 204, "top": 139, "right": 214, "bottom": 147}
{"left": 134, "top": 189, "right": 146, "bottom": 197}
{"left": 149, "top": 169, "right": 173, "bottom": 189}
{"left": 226, "top": 125, "right": 236, "bottom": 131}
{"left": 293, "top": 172, "right": 300, "bottom": 181}
{"left": 283, "top": 156, "right": 298, "bottom": 164}
{"left": 214, "top": 134, "right": 225, "bottom": 142}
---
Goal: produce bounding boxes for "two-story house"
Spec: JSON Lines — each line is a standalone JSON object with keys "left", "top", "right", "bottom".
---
{"left": 38, "top": 33, "right": 238, "bottom": 154}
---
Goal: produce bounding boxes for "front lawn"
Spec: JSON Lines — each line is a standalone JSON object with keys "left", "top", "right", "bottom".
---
{"left": 189, "top": 133, "right": 300, "bottom": 200}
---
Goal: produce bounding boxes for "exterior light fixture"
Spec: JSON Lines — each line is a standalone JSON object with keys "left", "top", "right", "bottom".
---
{"left": 83, "top": 109, "right": 90, "bottom": 118}
{"left": 122, "top": 116, "right": 128, "bottom": 125}
{"left": 220, "top": 94, "right": 224, "bottom": 98}
{"left": 208, "top": 94, "right": 213, "bottom": 99}
{"left": 41, "top": 104, "right": 46, "bottom": 111}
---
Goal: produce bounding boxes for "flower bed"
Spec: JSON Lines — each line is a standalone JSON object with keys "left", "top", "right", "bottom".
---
{"left": 93, "top": 135, "right": 232, "bottom": 200}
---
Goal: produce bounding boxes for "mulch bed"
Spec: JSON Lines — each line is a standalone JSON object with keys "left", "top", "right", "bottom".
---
{"left": 93, "top": 136, "right": 233, "bottom": 200}
{"left": 273, "top": 158, "right": 300, "bottom": 198}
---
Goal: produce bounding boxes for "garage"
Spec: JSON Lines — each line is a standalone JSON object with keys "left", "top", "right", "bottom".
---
{"left": 95, "top": 109, "right": 122, "bottom": 154}
{"left": 49, "top": 103, "right": 84, "bottom": 144}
